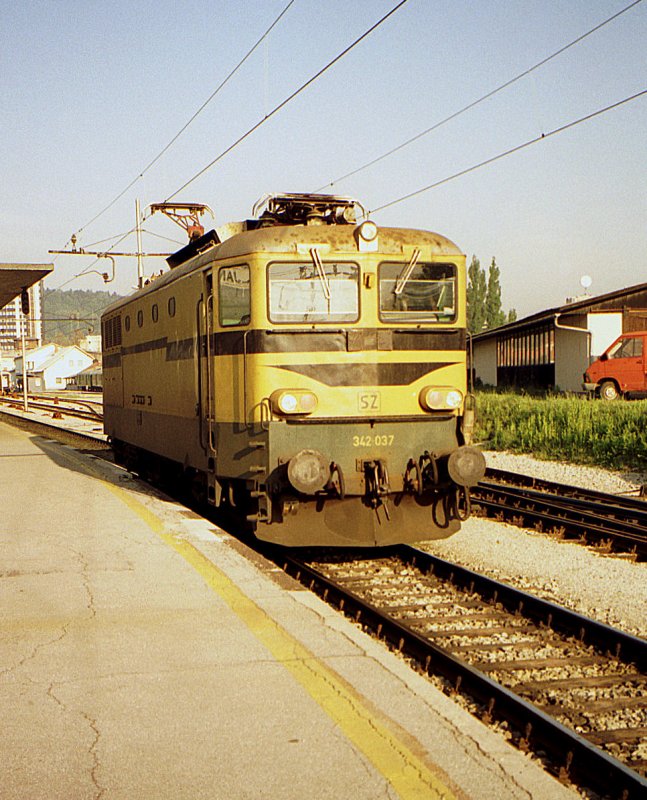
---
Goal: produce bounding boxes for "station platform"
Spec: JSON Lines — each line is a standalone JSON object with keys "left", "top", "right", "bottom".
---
{"left": 0, "top": 416, "right": 579, "bottom": 800}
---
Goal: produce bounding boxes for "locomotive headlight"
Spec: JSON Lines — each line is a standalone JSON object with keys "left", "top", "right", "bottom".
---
{"left": 355, "top": 220, "right": 379, "bottom": 252}
{"left": 419, "top": 386, "right": 464, "bottom": 411}
{"left": 358, "top": 220, "right": 378, "bottom": 242}
{"left": 298, "top": 392, "right": 318, "bottom": 412}
{"left": 271, "top": 389, "right": 318, "bottom": 415}
{"left": 279, "top": 393, "right": 298, "bottom": 413}
{"left": 446, "top": 389, "right": 463, "bottom": 408}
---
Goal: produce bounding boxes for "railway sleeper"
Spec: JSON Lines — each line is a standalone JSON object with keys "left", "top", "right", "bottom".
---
{"left": 399, "top": 609, "right": 529, "bottom": 625}
{"left": 534, "top": 696, "right": 647, "bottom": 730}
{"left": 574, "top": 696, "right": 647, "bottom": 713}
{"left": 410, "top": 623, "right": 539, "bottom": 638}
{"left": 474, "top": 654, "right": 608, "bottom": 673}
{"left": 584, "top": 728, "right": 647, "bottom": 746}
{"left": 450, "top": 639, "right": 539, "bottom": 653}
{"left": 377, "top": 598, "right": 486, "bottom": 612}
{"left": 516, "top": 673, "right": 645, "bottom": 693}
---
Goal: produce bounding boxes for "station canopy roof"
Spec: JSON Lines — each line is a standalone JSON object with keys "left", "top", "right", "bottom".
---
{"left": 0, "top": 263, "right": 53, "bottom": 309}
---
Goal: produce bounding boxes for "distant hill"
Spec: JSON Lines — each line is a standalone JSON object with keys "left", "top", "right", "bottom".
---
{"left": 42, "top": 288, "right": 125, "bottom": 346}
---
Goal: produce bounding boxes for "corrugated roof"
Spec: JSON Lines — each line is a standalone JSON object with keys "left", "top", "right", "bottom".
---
{"left": 473, "top": 281, "right": 647, "bottom": 341}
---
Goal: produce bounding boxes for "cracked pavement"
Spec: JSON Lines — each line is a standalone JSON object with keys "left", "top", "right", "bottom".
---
{"left": 1, "top": 420, "right": 579, "bottom": 799}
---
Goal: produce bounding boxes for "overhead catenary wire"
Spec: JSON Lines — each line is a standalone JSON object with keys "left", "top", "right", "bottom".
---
{"left": 316, "top": 0, "right": 644, "bottom": 192}
{"left": 369, "top": 89, "right": 647, "bottom": 215}
{"left": 51, "top": 88, "right": 646, "bottom": 319}
{"left": 55, "top": 88, "right": 645, "bottom": 294}
{"left": 53, "top": 2, "right": 642, "bottom": 298}
{"left": 56, "top": 0, "right": 410, "bottom": 292}
{"left": 69, "top": 0, "right": 297, "bottom": 243}
{"left": 80, "top": 236, "right": 121, "bottom": 249}
{"left": 162, "top": 0, "right": 410, "bottom": 203}
{"left": 140, "top": 228, "right": 185, "bottom": 245}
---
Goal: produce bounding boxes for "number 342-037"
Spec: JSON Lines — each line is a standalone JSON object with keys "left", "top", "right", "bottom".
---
{"left": 353, "top": 434, "right": 394, "bottom": 447}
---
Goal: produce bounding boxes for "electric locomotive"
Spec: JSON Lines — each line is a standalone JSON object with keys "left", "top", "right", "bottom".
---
{"left": 102, "top": 193, "right": 485, "bottom": 546}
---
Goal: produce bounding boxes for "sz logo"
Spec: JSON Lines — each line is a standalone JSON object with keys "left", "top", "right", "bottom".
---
{"left": 358, "top": 391, "right": 380, "bottom": 412}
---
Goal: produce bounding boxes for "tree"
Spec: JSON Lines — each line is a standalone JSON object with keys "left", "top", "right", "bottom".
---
{"left": 467, "top": 255, "right": 516, "bottom": 332}
{"left": 42, "top": 288, "right": 124, "bottom": 346}
{"left": 466, "top": 256, "right": 487, "bottom": 334}
{"left": 485, "top": 257, "right": 506, "bottom": 329}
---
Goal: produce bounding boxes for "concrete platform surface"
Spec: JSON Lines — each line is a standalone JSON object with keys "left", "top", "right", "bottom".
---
{"left": 0, "top": 417, "right": 580, "bottom": 799}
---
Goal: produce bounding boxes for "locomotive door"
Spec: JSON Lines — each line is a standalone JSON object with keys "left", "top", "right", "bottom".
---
{"left": 198, "top": 270, "right": 217, "bottom": 458}
{"left": 102, "top": 313, "right": 124, "bottom": 424}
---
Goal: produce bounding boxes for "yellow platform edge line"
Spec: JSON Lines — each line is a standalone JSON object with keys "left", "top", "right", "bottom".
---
{"left": 73, "top": 452, "right": 457, "bottom": 800}
{"left": 163, "top": 534, "right": 456, "bottom": 800}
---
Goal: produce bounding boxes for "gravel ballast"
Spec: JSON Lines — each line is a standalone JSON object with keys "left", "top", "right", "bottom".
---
{"left": 419, "top": 451, "right": 647, "bottom": 639}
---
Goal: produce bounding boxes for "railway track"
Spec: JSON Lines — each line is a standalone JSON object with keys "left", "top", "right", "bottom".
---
{"left": 473, "top": 467, "right": 647, "bottom": 561}
{"left": 2, "top": 412, "right": 644, "bottom": 795}
{"left": 0, "top": 393, "right": 103, "bottom": 422}
{"left": 0, "top": 405, "right": 107, "bottom": 448}
{"left": 271, "top": 545, "right": 647, "bottom": 799}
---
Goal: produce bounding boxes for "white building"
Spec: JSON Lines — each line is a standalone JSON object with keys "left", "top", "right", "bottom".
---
{"left": 0, "top": 280, "right": 43, "bottom": 352}
{"left": 1, "top": 354, "right": 15, "bottom": 391}
{"left": 14, "top": 344, "right": 94, "bottom": 392}
{"left": 78, "top": 333, "right": 102, "bottom": 353}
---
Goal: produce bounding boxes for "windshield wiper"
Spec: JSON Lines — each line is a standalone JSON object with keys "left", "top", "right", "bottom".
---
{"left": 394, "top": 248, "right": 421, "bottom": 296}
{"left": 309, "top": 247, "right": 331, "bottom": 300}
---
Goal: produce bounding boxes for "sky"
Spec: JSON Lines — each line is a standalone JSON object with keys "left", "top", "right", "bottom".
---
{"left": 1, "top": 0, "right": 645, "bottom": 318}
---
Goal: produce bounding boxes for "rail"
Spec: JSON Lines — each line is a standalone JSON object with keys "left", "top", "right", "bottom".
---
{"left": 0, "top": 394, "right": 103, "bottom": 422}
{"left": 472, "top": 468, "right": 647, "bottom": 561}
{"left": 0, "top": 410, "right": 643, "bottom": 797}
{"left": 267, "top": 545, "right": 646, "bottom": 799}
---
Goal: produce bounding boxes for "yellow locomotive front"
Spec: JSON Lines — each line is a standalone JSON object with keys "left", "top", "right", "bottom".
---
{"left": 208, "top": 195, "right": 485, "bottom": 546}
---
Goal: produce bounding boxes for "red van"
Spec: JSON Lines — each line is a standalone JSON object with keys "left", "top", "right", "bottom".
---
{"left": 583, "top": 331, "right": 647, "bottom": 400}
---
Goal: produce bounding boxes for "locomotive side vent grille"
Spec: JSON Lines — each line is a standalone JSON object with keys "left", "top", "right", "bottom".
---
{"left": 102, "top": 315, "right": 122, "bottom": 350}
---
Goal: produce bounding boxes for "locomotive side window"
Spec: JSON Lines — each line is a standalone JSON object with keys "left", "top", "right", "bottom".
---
{"left": 268, "top": 261, "right": 359, "bottom": 323}
{"left": 379, "top": 261, "right": 457, "bottom": 322}
{"left": 219, "top": 265, "right": 250, "bottom": 326}
{"left": 137, "top": 310, "right": 144, "bottom": 328}
{"left": 152, "top": 304, "right": 159, "bottom": 323}
{"left": 168, "top": 297, "right": 176, "bottom": 317}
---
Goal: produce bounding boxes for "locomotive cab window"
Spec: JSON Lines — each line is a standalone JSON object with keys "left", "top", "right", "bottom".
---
{"left": 219, "top": 265, "right": 250, "bottom": 326}
{"left": 268, "top": 261, "right": 359, "bottom": 323}
{"left": 379, "top": 261, "right": 457, "bottom": 322}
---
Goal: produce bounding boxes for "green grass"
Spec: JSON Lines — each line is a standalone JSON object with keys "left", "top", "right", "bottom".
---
{"left": 474, "top": 392, "right": 647, "bottom": 471}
